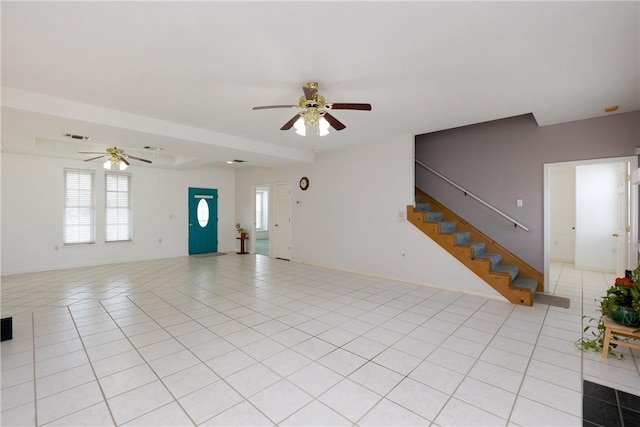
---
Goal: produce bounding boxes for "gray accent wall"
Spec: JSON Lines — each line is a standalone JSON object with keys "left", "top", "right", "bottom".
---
{"left": 415, "top": 111, "right": 640, "bottom": 271}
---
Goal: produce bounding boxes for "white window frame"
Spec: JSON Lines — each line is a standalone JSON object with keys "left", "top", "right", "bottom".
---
{"left": 105, "top": 172, "right": 132, "bottom": 242}
{"left": 64, "top": 169, "right": 95, "bottom": 245}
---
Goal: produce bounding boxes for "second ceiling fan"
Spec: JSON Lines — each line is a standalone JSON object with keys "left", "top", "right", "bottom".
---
{"left": 252, "top": 82, "right": 372, "bottom": 135}
{"left": 79, "top": 146, "right": 152, "bottom": 170}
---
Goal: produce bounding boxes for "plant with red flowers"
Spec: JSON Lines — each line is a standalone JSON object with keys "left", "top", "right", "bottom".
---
{"left": 577, "top": 264, "right": 640, "bottom": 357}
{"left": 601, "top": 274, "right": 640, "bottom": 315}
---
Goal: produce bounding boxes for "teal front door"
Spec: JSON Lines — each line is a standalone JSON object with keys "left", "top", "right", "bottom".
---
{"left": 188, "top": 188, "right": 218, "bottom": 254}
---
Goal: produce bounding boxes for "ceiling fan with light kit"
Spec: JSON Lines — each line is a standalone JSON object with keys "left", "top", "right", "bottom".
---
{"left": 252, "top": 82, "right": 372, "bottom": 136}
{"left": 79, "top": 146, "right": 152, "bottom": 171}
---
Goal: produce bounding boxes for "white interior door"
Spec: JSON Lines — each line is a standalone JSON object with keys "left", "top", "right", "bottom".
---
{"left": 575, "top": 163, "right": 620, "bottom": 272}
{"left": 549, "top": 166, "right": 576, "bottom": 262}
{"left": 273, "top": 182, "right": 291, "bottom": 260}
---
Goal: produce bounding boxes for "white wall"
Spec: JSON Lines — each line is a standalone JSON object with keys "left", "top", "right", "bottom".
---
{"left": 1, "top": 152, "right": 235, "bottom": 275}
{"left": 235, "top": 137, "right": 503, "bottom": 300}
{"left": 3, "top": 141, "right": 506, "bottom": 300}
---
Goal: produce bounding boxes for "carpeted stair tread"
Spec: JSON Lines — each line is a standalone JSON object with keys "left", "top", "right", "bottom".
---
{"left": 454, "top": 232, "right": 471, "bottom": 244}
{"left": 464, "top": 241, "right": 486, "bottom": 256}
{"left": 512, "top": 278, "right": 538, "bottom": 294}
{"left": 475, "top": 252, "right": 502, "bottom": 268}
{"left": 416, "top": 203, "right": 431, "bottom": 212}
{"left": 426, "top": 212, "right": 444, "bottom": 222}
{"left": 493, "top": 264, "right": 519, "bottom": 281}
{"left": 439, "top": 221, "right": 457, "bottom": 233}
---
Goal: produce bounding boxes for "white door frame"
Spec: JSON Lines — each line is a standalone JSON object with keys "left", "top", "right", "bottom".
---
{"left": 543, "top": 156, "right": 638, "bottom": 290}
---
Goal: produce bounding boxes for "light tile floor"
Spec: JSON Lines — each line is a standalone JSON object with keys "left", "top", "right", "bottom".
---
{"left": 1, "top": 256, "right": 639, "bottom": 426}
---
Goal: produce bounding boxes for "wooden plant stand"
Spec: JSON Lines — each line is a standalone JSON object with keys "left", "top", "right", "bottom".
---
{"left": 602, "top": 315, "right": 640, "bottom": 358}
{"left": 237, "top": 236, "right": 249, "bottom": 254}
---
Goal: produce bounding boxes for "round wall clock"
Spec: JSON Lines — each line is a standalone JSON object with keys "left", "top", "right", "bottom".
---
{"left": 299, "top": 176, "right": 309, "bottom": 191}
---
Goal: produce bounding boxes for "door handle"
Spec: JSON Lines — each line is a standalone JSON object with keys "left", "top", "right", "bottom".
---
{"left": 189, "top": 223, "right": 193, "bottom": 226}
{"left": 612, "top": 233, "right": 619, "bottom": 237}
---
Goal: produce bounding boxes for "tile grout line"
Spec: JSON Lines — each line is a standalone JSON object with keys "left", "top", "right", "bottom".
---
{"left": 580, "top": 263, "right": 587, "bottom": 423}
{"left": 65, "top": 304, "right": 119, "bottom": 427}
{"left": 349, "top": 292, "right": 513, "bottom": 425}
{"left": 425, "top": 295, "right": 517, "bottom": 425}
{"left": 504, "top": 303, "right": 551, "bottom": 424}
{"left": 123, "top": 291, "right": 276, "bottom": 425}
{"left": 31, "top": 312, "right": 38, "bottom": 427}
{"left": 96, "top": 296, "right": 199, "bottom": 426}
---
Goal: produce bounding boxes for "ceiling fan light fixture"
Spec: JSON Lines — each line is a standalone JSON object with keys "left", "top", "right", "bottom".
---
{"left": 318, "top": 117, "right": 330, "bottom": 137}
{"left": 253, "top": 82, "right": 371, "bottom": 135}
{"left": 103, "top": 158, "right": 127, "bottom": 171}
{"left": 294, "top": 110, "right": 330, "bottom": 137}
{"left": 294, "top": 117, "right": 306, "bottom": 136}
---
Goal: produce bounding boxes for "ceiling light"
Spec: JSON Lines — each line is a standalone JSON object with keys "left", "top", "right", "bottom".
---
{"left": 294, "top": 117, "right": 306, "bottom": 136}
{"left": 295, "top": 109, "right": 330, "bottom": 137}
{"left": 103, "top": 158, "right": 127, "bottom": 171}
{"left": 604, "top": 105, "right": 619, "bottom": 113}
{"left": 318, "top": 117, "right": 330, "bottom": 137}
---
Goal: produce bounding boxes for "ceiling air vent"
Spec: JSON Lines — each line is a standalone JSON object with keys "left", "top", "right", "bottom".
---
{"left": 64, "top": 133, "right": 91, "bottom": 141}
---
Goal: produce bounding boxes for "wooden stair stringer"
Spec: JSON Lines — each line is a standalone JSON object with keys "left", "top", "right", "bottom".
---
{"left": 408, "top": 191, "right": 543, "bottom": 306}
{"left": 415, "top": 189, "right": 544, "bottom": 291}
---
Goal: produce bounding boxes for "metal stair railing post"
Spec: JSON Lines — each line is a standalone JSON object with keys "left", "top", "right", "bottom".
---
{"left": 415, "top": 159, "right": 529, "bottom": 232}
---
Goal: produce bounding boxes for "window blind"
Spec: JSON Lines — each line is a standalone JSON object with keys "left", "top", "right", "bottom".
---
{"left": 105, "top": 173, "right": 131, "bottom": 241}
{"left": 64, "top": 169, "right": 95, "bottom": 244}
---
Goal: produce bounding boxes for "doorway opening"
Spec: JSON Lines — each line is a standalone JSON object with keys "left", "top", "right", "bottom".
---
{"left": 544, "top": 156, "right": 638, "bottom": 290}
{"left": 254, "top": 185, "right": 269, "bottom": 256}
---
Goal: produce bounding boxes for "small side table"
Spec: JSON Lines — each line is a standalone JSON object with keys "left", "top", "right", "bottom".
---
{"left": 236, "top": 236, "right": 249, "bottom": 254}
{"left": 602, "top": 315, "right": 640, "bottom": 358}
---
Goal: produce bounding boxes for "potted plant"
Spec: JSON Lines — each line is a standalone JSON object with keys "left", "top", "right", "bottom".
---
{"left": 577, "top": 264, "right": 640, "bottom": 357}
{"left": 236, "top": 223, "right": 248, "bottom": 239}
{"left": 602, "top": 276, "right": 640, "bottom": 326}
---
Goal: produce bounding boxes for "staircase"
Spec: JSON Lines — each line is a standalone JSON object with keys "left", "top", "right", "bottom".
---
{"left": 408, "top": 190, "right": 543, "bottom": 306}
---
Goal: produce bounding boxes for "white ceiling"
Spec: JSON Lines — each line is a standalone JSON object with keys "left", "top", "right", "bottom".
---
{"left": 2, "top": 1, "right": 639, "bottom": 169}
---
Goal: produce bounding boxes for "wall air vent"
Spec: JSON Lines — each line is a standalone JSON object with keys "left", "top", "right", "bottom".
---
{"left": 64, "top": 133, "right": 91, "bottom": 141}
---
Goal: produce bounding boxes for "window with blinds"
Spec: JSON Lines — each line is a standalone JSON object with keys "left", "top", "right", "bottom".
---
{"left": 64, "top": 169, "right": 95, "bottom": 244}
{"left": 105, "top": 173, "right": 132, "bottom": 242}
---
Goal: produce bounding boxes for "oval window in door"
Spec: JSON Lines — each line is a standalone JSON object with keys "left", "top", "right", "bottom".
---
{"left": 197, "top": 199, "right": 209, "bottom": 227}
